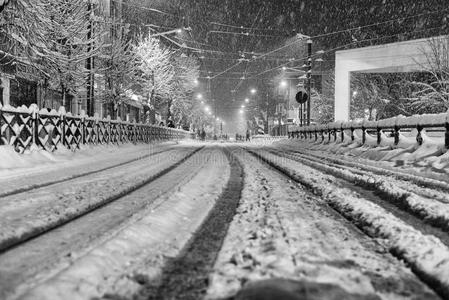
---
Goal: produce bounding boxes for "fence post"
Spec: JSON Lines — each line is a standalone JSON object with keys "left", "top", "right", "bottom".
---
{"left": 394, "top": 125, "right": 400, "bottom": 146}
{"left": 416, "top": 124, "right": 423, "bottom": 145}
{"left": 32, "top": 106, "right": 38, "bottom": 148}
{"left": 95, "top": 118, "right": 99, "bottom": 145}
{"left": 340, "top": 124, "right": 344, "bottom": 143}
{"left": 60, "top": 112, "right": 66, "bottom": 148}
{"left": 376, "top": 127, "right": 381, "bottom": 146}
{"left": 81, "top": 116, "right": 85, "bottom": 145}
{"left": 361, "top": 125, "right": 366, "bottom": 145}
{"left": 445, "top": 121, "right": 449, "bottom": 149}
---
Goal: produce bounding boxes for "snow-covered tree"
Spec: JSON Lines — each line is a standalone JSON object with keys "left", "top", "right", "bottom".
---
{"left": 406, "top": 37, "right": 449, "bottom": 113}
{"left": 134, "top": 34, "right": 175, "bottom": 109}
{"left": 170, "top": 54, "right": 200, "bottom": 126}
{"left": 97, "top": 22, "right": 138, "bottom": 118}
{"left": 0, "top": 0, "right": 51, "bottom": 61}
{"left": 42, "top": 0, "right": 106, "bottom": 109}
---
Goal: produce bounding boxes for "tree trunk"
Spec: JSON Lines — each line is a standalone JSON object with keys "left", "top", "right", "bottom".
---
{"left": 61, "top": 84, "right": 66, "bottom": 110}
{"left": 167, "top": 99, "right": 172, "bottom": 121}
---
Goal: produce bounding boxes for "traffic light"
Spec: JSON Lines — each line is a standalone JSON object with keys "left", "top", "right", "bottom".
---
{"left": 295, "top": 91, "right": 308, "bottom": 104}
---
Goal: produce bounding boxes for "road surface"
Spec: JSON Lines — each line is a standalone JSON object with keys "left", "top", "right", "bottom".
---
{"left": 0, "top": 141, "right": 447, "bottom": 300}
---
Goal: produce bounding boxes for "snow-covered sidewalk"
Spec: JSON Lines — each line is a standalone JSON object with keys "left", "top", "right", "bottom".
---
{"left": 19, "top": 148, "right": 231, "bottom": 300}
{"left": 0, "top": 147, "right": 198, "bottom": 252}
{"left": 0, "top": 142, "right": 177, "bottom": 196}
{"left": 206, "top": 148, "right": 439, "bottom": 299}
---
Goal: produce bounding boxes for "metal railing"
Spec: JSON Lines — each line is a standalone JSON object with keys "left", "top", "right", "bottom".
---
{"left": 0, "top": 104, "right": 194, "bottom": 153}
{"left": 288, "top": 113, "right": 449, "bottom": 148}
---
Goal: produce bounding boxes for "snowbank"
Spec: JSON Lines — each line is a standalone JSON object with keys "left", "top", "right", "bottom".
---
{"left": 250, "top": 149, "right": 449, "bottom": 297}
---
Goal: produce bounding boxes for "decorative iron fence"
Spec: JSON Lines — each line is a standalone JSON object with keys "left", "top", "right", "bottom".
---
{"left": 288, "top": 113, "right": 449, "bottom": 148}
{"left": 0, "top": 104, "right": 194, "bottom": 153}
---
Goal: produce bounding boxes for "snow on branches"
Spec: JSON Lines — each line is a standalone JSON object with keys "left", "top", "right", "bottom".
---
{"left": 407, "top": 37, "right": 449, "bottom": 113}
{"left": 134, "top": 34, "right": 175, "bottom": 102}
{"left": 134, "top": 34, "right": 200, "bottom": 126}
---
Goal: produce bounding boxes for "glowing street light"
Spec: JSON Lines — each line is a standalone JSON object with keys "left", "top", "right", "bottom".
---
{"left": 244, "top": 98, "right": 249, "bottom": 103}
{"left": 250, "top": 88, "right": 257, "bottom": 94}
{"left": 197, "top": 93, "right": 203, "bottom": 100}
{"left": 280, "top": 80, "right": 288, "bottom": 88}
{"left": 216, "top": 117, "right": 220, "bottom": 121}
{"left": 241, "top": 105, "right": 245, "bottom": 108}
{"left": 194, "top": 79, "right": 199, "bottom": 85}
{"left": 204, "top": 106, "right": 210, "bottom": 112}
{"left": 239, "top": 109, "right": 244, "bottom": 114}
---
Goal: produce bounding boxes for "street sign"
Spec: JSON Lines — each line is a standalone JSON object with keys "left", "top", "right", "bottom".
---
{"left": 295, "top": 91, "right": 308, "bottom": 104}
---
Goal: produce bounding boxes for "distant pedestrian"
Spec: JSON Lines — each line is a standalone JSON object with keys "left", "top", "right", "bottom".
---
{"left": 201, "top": 129, "right": 206, "bottom": 141}
{"left": 246, "top": 129, "right": 250, "bottom": 141}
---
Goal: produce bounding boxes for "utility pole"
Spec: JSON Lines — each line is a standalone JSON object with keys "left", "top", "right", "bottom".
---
{"left": 306, "top": 39, "right": 313, "bottom": 125}
{"left": 86, "top": 0, "right": 95, "bottom": 116}
{"left": 266, "top": 91, "right": 269, "bottom": 134}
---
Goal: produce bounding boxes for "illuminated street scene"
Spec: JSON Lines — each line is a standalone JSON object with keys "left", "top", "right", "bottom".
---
{"left": 1, "top": 1, "right": 449, "bottom": 299}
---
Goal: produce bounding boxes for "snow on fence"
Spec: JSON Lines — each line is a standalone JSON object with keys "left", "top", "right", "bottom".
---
{"left": 288, "top": 113, "right": 449, "bottom": 148}
{"left": 0, "top": 104, "right": 194, "bottom": 153}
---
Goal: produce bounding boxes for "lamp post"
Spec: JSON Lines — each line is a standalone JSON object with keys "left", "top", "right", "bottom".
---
{"left": 306, "top": 39, "right": 312, "bottom": 125}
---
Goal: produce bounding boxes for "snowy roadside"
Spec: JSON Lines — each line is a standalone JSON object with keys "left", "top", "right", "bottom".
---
{"left": 249, "top": 149, "right": 449, "bottom": 298}
{"left": 206, "top": 148, "right": 438, "bottom": 300}
{"left": 274, "top": 142, "right": 449, "bottom": 192}
{"left": 0, "top": 147, "right": 199, "bottom": 252}
{"left": 264, "top": 148, "right": 449, "bottom": 231}
{"left": 0, "top": 142, "right": 176, "bottom": 196}
{"left": 275, "top": 138, "right": 449, "bottom": 181}
{"left": 20, "top": 148, "right": 231, "bottom": 300}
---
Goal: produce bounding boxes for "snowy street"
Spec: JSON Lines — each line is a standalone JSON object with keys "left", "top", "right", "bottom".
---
{"left": 3, "top": 1, "right": 449, "bottom": 299}
{"left": 1, "top": 140, "right": 448, "bottom": 299}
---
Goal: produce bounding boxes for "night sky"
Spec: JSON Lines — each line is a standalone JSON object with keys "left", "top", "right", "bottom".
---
{"left": 125, "top": 0, "right": 449, "bottom": 131}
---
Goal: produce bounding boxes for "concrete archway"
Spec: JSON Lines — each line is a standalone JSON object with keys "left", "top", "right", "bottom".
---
{"left": 334, "top": 36, "right": 446, "bottom": 121}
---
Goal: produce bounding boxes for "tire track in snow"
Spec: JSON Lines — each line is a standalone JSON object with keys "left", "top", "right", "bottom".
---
{"left": 134, "top": 147, "right": 244, "bottom": 300}
{"left": 0, "top": 146, "right": 203, "bottom": 254}
{"left": 266, "top": 148, "right": 449, "bottom": 235}
{"left": 0, "top": 144, "right": 175, "bottom": 198}
{"left": 0, "top": 146, "right": 209, "bottom": 300}
{"left": 247, "top": 148, "right": 449, "bottom": 299}
{"left": 206, "top": 147, "right": 437, "bottom": 300}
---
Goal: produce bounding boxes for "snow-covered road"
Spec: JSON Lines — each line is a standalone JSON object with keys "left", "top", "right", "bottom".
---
{"left": 1, "top": 141, "right": 448, "bottom": 300}
{"left": 206, "top": 147, "right": 439, "bottom": 300}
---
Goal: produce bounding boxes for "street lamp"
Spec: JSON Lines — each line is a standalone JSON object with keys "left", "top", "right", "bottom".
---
{"left": 197, "top": 93, "right": 203, "bottom": 100}
{"left": 250, "top": 88, "right": 257, "bottom": 94}
{"left": 245, "top": 98, "right": 249, "bottom": 103}
{"left": 280, "top": 80, "right": 288, "bottom": 88}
